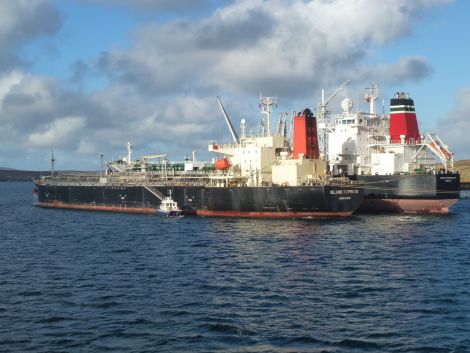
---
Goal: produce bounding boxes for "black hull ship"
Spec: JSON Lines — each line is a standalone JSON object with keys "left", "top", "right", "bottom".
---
{"left": 35, "top": 182, "right": 362, "bottom": 218}
{"left": 354, "top": 173, "right": 460, "bottom": 213}
{"left": 34, "top": 96, "right": 363, "bottom": 218}
{"left": 319, "top": 85, "right": 460, "bottom": 213}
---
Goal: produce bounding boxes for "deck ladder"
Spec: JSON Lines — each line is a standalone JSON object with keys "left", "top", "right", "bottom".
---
{"left": 143, "top": 186, "right": 166, "bottom": 201}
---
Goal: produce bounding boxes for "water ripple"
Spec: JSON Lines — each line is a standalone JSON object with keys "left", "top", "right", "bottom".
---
{"left": 0, "top": 182, "right": 469, "bottom": 352}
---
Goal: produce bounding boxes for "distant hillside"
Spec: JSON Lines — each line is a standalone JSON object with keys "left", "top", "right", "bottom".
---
{"left": 0, "top": 167, "right": 15, "bottom": 171}
{"left": 454, "top": 160, "right": 470, "bottom": 184}
{"left": 0, "top": 170, "right": 98, "bottom": 181}
{"left": 0, "top": 170, "right": 50, "bottom": 181}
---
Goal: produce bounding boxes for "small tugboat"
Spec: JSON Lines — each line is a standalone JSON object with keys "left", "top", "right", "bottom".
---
{"left": 157, "top": 192, "right": 183, "bottom": 218}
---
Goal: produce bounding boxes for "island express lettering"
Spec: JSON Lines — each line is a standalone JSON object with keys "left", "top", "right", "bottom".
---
{"left": 329, "top": 189, "right": 359, "bottom": 195}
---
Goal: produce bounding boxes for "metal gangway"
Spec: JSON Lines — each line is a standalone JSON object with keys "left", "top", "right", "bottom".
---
{"left": 143, "top": 185, "right": 166, "bottom": 201}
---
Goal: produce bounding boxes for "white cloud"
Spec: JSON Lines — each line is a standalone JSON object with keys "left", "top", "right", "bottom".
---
{"left": 350, "top": 56, "right": 433, "bottom": 85}
{"left": 0, "top": 71, "right": 24, "bottom": 107}
{"left": 437, "top": 87, "right": 470, "bottom": 160}
{"left": 0, "top": 72, "right": 64, "bottom": 131}
{"left": 97, "top": 0, "right": 449, "bottom": 98}
{"left": 0, "top": 0, "right": 61, "bottom": 70}
{"left": 77, "top": 0, "right": 214, "bottom": 12}
{"left": 85, "top": 90, "right": 223, "bottom": 152}
{"left": 28, "top": 116, "right": 86, "bottom": 148}
{"left": 0, "top": 0, "right": 457, "bottom": 169}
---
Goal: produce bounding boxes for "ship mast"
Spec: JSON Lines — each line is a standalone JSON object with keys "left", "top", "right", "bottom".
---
{"left": 277, "top": 112, "right": 288, "bottom": 137}
{"left": 51, "top": 149, "right": 55, "bottom": 178}
{"left": 259, "top": 95, "right": 277, "bottom": 136}
{"left": 127, "top": 142, "right": 132, "bottom": 165}
{"left": 364, "top": 84, "right": 379, "bottom": 116}
{"left": 100, "top": 153, "right": 104, "bottom": 178}
{"left": 240, "top": 118, "right": 247, "bottom": 139}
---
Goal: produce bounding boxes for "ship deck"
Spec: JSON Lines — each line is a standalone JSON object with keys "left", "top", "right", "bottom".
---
{"left": 35, "top": 172, "right": 359, "bottom": 188}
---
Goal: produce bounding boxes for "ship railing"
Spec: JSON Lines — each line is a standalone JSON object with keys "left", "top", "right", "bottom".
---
{"left": 108, "top": 169, "right": 215, "bottom": 177}
{"left": 327, "top": 177, "right": 361, "bottom": 186}
{"left": 41, "top": 170, "right": 219, "bottom": 187}
{"left": 370, "top": 137, "right": 422, "bottom": 144}
{"left": 45, "top": 178, "right": 212, "bottom": 187}
{"left": 39, "top": 174, "right": 212, "bottom": 187}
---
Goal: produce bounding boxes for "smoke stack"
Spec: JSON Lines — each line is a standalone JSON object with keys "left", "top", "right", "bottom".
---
{"left": 293, "top": 108, "right": 319, "bottom": 159}
{"left": 389, "top": 92, "right": 420, "bottom": 143}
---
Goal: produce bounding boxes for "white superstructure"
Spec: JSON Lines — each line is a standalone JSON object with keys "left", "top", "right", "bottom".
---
{"left": 318, "top": 86, "right": 454, "bottom": 176}
{"left": 209, "top": 96, "right": 326, "bottom": 187}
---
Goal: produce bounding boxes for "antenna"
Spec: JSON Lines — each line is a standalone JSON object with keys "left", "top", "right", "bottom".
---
{"left": 216, "top": 96, "right": 239, "bottom": 144}
{"left": 127, "top": 142, "right": 132, "bottom": 165}
{"left": 100, "top": 153, "right": 104, "bottom": 178}
{"left": 259, "top": 95, "right": 278, "bottom": 136}
{"left": 51, "top": 149, "right": 56, "bottom": 178}
{"left": 364, "top": 84, "right": 379, "bottom": 115}
{"left": 240, "top": 118, "right": 247, "bottom": 139}
{"left": 277, "top": 112, "right": 288, "bottom": 137}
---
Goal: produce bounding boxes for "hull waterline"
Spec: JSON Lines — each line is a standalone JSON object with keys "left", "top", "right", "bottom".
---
{"left": 357, "top": 198, "right": 458, "bottom": 214}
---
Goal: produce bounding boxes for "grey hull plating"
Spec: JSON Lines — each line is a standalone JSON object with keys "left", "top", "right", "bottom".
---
{"left": 35, "top": 183, "right": 364, "bottom": 218}
{"left": 353, "top": 172, "right": 460, "bottom": 213}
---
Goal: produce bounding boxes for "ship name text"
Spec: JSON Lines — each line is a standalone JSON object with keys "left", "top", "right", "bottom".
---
{"left": 330, "top": 189, "right": 359, "bottom": 195}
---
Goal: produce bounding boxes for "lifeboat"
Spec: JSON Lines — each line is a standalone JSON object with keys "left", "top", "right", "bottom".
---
{"left": 214, "top": 158, "right": 231, "bottom": 170}
{"left": 430, "top": 141, "right": 452, "bottom": 159}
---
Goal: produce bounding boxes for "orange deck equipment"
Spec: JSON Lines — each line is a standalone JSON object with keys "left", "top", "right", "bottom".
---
{"left": 214, "top": 158, "right": 231, "bottom": 170}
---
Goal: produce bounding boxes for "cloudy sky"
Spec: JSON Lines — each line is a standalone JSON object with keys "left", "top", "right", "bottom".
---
{"left": 0, "top": 0, "right": 469, "bottom": 170}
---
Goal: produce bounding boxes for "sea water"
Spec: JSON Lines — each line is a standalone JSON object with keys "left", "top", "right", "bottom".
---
{"left": 1, "top": 182, "right": 469, "bottom": 352}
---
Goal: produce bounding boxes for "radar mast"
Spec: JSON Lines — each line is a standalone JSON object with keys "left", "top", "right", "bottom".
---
{"left": 259, "top": 95, "right": 277, "bottom": 136}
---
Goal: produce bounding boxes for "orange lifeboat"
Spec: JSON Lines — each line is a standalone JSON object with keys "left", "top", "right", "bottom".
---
{"left": 214, "top": 158, "right": 231, "bottom": 171}
{"left": 430, "top": 141, "right": 452, "bottom": 159}
{"left": 439, "top": 145, "right": 452, "bottom": 158}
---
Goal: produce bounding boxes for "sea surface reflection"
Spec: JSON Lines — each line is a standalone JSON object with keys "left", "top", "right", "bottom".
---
{"left": 0, "top": 182, "right": 469, "bottom": 352}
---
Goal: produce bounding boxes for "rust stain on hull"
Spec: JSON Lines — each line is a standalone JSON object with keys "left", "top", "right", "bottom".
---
{"left": 37, "top": 202, "right": 353, "bottom": 218}
{"left": 196, "top": 210, "right": 353, "bottom": 218}
{"left": 37, "top": 202, "right": 157, "bottom": 214}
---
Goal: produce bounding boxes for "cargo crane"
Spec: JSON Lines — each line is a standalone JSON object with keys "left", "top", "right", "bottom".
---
{"left": 216, "top": 96, "right": 239, "bottom": 144}
{"left": 318, "top": 80, "right": 351, "bottom": 161}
